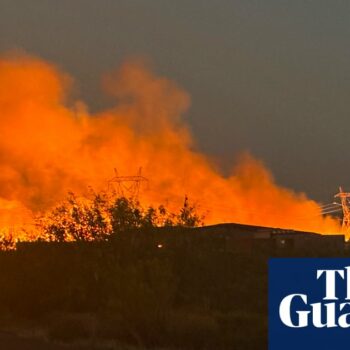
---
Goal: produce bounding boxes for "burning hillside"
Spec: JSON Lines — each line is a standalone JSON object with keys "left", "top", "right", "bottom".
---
{"left": 0, "top": 52, "right": 341, "bottom": 239}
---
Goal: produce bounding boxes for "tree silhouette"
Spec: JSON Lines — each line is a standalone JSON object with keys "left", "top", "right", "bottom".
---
{"left": 36, "top": 192, "right": 204, "bottom": 243}
{"left": 177, "top": 196, "right": 204, "bottom": 227}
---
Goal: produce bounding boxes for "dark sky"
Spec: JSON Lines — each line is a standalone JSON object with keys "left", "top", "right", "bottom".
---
{"left": 1, "top": 0, "right": 349, "bottom": 202}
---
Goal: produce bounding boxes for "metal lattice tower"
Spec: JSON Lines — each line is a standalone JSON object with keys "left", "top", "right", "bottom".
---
{"left": 335, "top": 186, "right": 350, "bottom": 233}
{"left": 107, "top": 167, "right": 148, "bottom": 199}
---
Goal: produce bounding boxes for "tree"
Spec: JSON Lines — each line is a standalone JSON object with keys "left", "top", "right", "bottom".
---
{"left": 109, "top": 197, "right": 144, "bottom": 233}
{"left": 35, "top": 192, "right": 204, "bottom": 243}
{"left": 177, "top": 196, "right": 204, "bottom": 227}
{"left": 37, "top": 192, "right": 111, "bottom": 242}
{"left": 0, "top": 232, "right": 16, "bottom": 250}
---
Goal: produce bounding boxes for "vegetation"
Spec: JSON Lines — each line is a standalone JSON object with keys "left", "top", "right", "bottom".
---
{"left": 0, "top": 192, "right": 345, "bottom": 349}
{"left": 35, "top": 192, "right": 204, "bottom": 243}
{"left": 0, "top": 233, "right": 268, "bottom": 349}
{"left": 0, "top": 192, "right": 270, "bottom": 349}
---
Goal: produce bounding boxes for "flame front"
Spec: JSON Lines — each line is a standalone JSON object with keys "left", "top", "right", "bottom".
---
{"left": 0, "top": 53, "right": 341, "bottom": 239}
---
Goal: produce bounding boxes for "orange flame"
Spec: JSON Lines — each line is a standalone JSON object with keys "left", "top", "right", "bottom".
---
{"left": 0, "top": 53, "right": 341, "bottom": 238}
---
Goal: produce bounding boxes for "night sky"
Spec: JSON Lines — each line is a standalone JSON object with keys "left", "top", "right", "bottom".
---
{"left": 1, "top": 0, "right": 350, "bottom": 203}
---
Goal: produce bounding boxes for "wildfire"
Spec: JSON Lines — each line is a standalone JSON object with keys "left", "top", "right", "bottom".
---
{"left": 0, "top": 52, "right": 341, "bottom": 240}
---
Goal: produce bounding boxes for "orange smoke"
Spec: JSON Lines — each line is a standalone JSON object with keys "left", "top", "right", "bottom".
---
{"left": 0, "top": 53, "right": 341, "bottom": 237}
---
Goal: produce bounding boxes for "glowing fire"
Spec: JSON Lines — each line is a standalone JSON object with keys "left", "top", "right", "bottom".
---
{"left": 0, "top": 52, "right": 341, "bottom": 240}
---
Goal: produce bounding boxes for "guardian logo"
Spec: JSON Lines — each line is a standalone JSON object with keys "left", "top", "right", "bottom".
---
{"left": 269, "top": 258, "right": 350, "bottom": 350}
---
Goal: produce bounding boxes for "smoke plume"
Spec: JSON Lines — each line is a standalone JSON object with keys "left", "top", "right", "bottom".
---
{"left": 0, "top": 53, "right": 340, "bottom": 236}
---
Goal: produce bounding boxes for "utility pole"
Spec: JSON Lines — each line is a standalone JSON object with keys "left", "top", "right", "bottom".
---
{"left": 335, "top": 187, "right": 350, "bottom": 234}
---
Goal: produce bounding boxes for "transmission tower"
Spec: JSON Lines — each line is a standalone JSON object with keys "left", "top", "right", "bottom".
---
{"left": 107, "top": 167, "right": 148, "bottom": 199}
{"left": 335, "top": 186, "right": 350, "bottom": 233}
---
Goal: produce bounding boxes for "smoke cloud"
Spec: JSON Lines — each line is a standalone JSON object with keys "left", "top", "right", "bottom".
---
{"left": 0, "top": 53, "right": 340, "bottom": 236}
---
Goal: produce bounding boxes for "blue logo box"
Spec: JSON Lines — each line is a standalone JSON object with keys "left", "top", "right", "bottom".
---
{"left": 269, "top": 258, "right": 350, "bottom": 350}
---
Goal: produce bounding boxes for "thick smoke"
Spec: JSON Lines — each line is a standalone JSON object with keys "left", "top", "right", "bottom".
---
{"left": 0, "top": 53, "right": 340, "bottom": 235}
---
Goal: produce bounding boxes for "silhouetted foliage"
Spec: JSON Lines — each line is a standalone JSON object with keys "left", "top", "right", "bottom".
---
{"left": 36, "top": 192, "right": 203, "bottom": 242}
{"left": 0, "top": 224, "right": 343, "bottom": 348}
{"left": 37, "top": 192, "right": 111, "bottom": 242}
{"left": 0, "top": 234, "right": 270, "bottom": 349}
{"left": 177, "top": 196, "right": 204, "bottom": 227}
{"left": 0, "top": 232, "right": 16, "bottom": 250}
{"left": 110, "top": 197, "right": 144, "bottom": 232}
